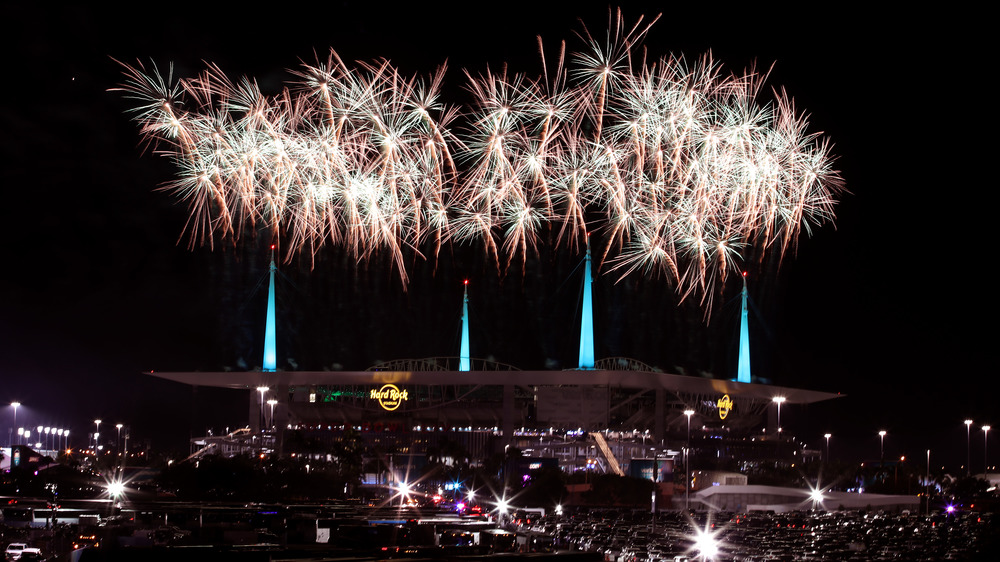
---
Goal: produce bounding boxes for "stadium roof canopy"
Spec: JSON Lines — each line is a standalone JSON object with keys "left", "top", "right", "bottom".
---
{"left": 149, "top": 367, "right": 841, "bottom": 405}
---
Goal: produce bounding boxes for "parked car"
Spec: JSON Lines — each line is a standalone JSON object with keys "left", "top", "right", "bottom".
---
{"left": 5, "top": 543, "right": 43, "bottom": 561}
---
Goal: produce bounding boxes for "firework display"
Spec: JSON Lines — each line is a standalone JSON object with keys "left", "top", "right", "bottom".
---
{"left": 116, "top": 12, "right": 842, "bottom": 304}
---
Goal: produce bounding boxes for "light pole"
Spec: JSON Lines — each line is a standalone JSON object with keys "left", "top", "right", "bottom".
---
{"left": 772, "top": 397, "right": 786, "bottom": 436}
{"left": 926, "top": 449, "right": 931, "bottom": 516}
{"left": 94, "top": 420, "right": 102, "bottom": 450}
{"left": 116, "top": 424, "right": 124, "bottom": 455}
{"left": 965, "top": 419, "right": 973, "bottom": 476}
{"left": 878, "top": 430, "right": 887, "bottom": 478}
{"left": 772, "top": 397, "right": 786, "bottom": 460}
{"left": 984, "top": 425, "right": 992, "bottom": 475}
{"left": 684, "top": 408, "right": 694, "bottom": 511}
{"left": 824, "top": 433, "right": 832, "bottom": 463}
{"left": 256, "top": 386, "right": 269, "bottom": 431}
{"left": 10, "top": 401, "right": 20, "bottom": 447}
{"left": 267, "top": 399, "right": 278, "bottom": 430}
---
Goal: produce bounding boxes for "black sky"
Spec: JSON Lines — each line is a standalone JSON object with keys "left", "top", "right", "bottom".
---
{"left": 1, "top": 3, "right": 995, "bottom": 466}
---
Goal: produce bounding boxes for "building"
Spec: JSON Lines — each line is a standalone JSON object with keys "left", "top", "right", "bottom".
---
{"left": 150, "top": 248, "right": 841, "bottom": 475}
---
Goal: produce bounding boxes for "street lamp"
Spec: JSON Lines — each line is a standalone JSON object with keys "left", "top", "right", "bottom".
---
{"left": 824, "top": 433, "right": 832, "bottom": 463}
{"left": 10, "top": 401, "right": 20, "bottom": 446}
{"left": 684, "top": 408, "right": 694, "bottom": 511}
{"left": 879, "top": 430, "right": 887, "bottom": 470}
{"left": 984, "top": 425, "right": 992, "bottom": 474}
{"left": 965, "top": 420, "right": 974, "bottom": 476}
{"left": 926, "top": 449, "right": 931, "bottom": 516}
{"left": 94, "top": 420, "right": 102, "bottom": 449}
{"left": 116, "top": 424, "right": 124, "bottom": 454}
{"left": 772, "top": 397, "right": 786, "bottom": 461}
{"left": 772, "top": 397, "right": 786, "bottom": 436}
{"left": 256, "top": 386, "right": 270, "bottom": 431}
{"left": 267, "top": 399, "right": 278, "bottom": 429}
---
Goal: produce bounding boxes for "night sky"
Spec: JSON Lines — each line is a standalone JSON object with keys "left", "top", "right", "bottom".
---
{"left": 2, "top": 3, "right": 994, "bottom": 468}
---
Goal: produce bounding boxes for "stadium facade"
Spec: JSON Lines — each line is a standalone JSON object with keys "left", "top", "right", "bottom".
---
{"left": 150, "top": 249, "right": 841, "bottom": 474}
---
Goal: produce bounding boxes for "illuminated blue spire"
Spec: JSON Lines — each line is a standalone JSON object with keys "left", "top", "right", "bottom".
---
{"left": 578, "top": 239, "right": 595, "bottom": 369}
{"left": 459, "top": 281, "right": 471, "bottom": 371}
{"left": 263, "top": 245, "right": 277, "bottom": 372}
{"left": 737, "top": 273, "right": 751, "bottom": 383}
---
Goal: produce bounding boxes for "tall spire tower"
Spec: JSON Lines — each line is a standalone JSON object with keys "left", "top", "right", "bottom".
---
{"left": 263, "top": 245, "right": 277, "bottom": 372}
{"left": 737, "top": 272, "right": 751, "bottom": 383}
{"left": 459, "top": 280, "right": 471, "bottom": 371}
{"left": 578, "top": 238, "right": 595, "bottom": 369}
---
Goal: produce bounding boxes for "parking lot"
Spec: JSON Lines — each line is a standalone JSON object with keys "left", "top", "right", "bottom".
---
{"left": 538, "top": 509, "right": 999, "bottom": 561}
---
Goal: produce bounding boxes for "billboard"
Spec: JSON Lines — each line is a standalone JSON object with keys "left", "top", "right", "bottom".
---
{"left": 628, "top": 458, "right": 674, "bottom": 482}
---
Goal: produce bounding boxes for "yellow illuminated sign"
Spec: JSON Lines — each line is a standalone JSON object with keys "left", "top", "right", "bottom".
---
{"left": 371, "top": 384, "right": 409, "bottom": 411}
{"left": 717, "top": 394, "right": 734, "bottom": 420}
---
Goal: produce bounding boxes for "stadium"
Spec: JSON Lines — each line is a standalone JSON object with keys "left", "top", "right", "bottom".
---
{"left": 150, "top": 247, "right": 842, "bottom": 491}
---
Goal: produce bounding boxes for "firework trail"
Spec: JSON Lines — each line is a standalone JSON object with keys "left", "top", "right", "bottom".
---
{"left": 115, "top": 9, "right": 842, "bottom": 307}
{"left": 116, "top": 54, "right": 458, "bottom": 283}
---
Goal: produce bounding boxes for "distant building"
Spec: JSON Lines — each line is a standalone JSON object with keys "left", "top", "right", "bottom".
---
{"left": 691, "top": 470, "right": 748, "bottom": 491}
{"left": 694, "top": 484, "right": 919, "bottom": 513}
